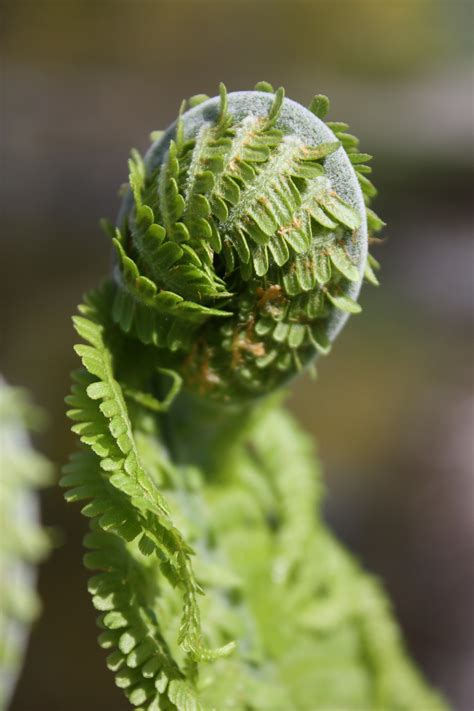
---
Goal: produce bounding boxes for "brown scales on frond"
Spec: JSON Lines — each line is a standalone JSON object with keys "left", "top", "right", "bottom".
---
{"left": 231, "top": 317, "right": 265, "bottom": 368}
{"left": 256, "top": 284, "right": 283, "bottom": 309}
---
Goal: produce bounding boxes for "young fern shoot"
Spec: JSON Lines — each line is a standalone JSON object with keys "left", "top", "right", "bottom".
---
{"left": 61, "top": 84, "right": 447, "bottom": 710}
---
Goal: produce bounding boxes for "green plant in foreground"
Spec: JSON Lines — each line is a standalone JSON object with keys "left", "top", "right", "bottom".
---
{"left": 61, "top": 84, "right": 447, "bottom": 710}
{"left": 0, "top": 380, "right": 52, "bottom": 710}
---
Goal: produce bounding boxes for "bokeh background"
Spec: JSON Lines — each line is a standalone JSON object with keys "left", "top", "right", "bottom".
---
{"left": 1, "top": 1, "right": 473, "bottom": 709}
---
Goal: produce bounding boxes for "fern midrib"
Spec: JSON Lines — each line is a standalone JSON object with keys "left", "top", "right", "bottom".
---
{"left": 157, "top": 143, "right": 181, "bottom": 237}
{"left": 222, "top": 136, "right": 303, "bottom": 233}
{"left": 183, "top": 123, "right": 215, "bottom": 207}
{"left": 211, "top": 115, "right": 262, "bottom": 199}
{"left": 98, "top": 337, "right": 171, "bottom": 520}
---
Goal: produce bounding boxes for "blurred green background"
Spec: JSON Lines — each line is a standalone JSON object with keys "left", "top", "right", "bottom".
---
{"left": 1, "top": 1, "right": 473, "bottom": 709}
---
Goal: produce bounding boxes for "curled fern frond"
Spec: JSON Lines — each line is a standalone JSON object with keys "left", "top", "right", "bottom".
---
{"left": 114, "top": 86, "right": 379, "bottom": 402}
{"left": 62, "top": 85, "right": 448, "bottom": 711}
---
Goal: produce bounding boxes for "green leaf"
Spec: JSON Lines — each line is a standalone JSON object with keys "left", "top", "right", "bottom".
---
{"left": 328, "top": 244, "right": 359, "bottom": 282}
{"left": 217, "top": 82, "right": 229, "bottom": 131}
{"left": 149, "top": 129, "right": 164, "bottom": 143}
{"left": 309, "top": 94, "right": 330, "bottom": 119}
{"left": 267, "top": 87, "right": 285, "bottom": 126}
{"left": 128, "top": 149, "right": 145, "bottom": 209}
{"left": 365, "top": 253, "right": 381, "bottom": 285}
{"left": 255, "top": 81, "right": 274, "bottom": 93}
{"left": 367, "top": 207, "right": 386, "bottom": 233}
{"left": 188, "top": 94, "right": 209, "bottom": 108}
{"left": 326, "top": 290, "right": 362, "bottom": 313}
{"left": 168, "top": 680, "right": 203, "bottom": 711}
{"left": 317, "top": 191, "right": 361, "bottom": 231}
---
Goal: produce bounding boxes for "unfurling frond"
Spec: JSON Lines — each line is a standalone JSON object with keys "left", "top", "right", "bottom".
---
{"left": 62, "top": 85, "right": 448, "bottom": 711}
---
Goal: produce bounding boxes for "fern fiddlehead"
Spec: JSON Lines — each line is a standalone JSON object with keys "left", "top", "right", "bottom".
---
{"left": 62, "top": 84, "right": 447, "bottom": 709}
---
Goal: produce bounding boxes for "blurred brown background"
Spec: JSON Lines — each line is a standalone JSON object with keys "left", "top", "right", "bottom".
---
{"left": 1, "top": 1, "right": 473, "bottom": 709}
